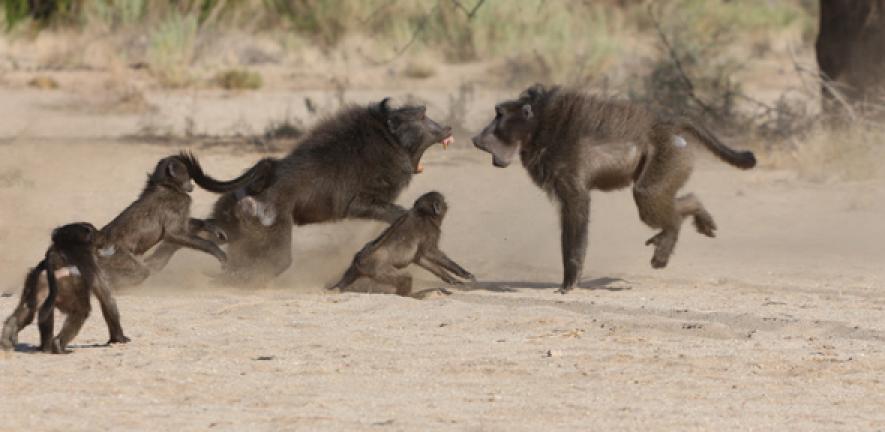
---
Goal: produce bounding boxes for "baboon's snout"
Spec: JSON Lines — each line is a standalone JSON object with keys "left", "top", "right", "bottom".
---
{"left": 471, "top": 134, "right": 485, "bottom": 150}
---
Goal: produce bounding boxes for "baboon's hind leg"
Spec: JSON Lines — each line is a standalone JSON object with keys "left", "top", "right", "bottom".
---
{"left": 331, "top": 265, "right": 360, "bottom": 291}
{"left": 676, "top": 193, "right": 717, "bottom": 238}
{"left": 633, "top": 139, "right": 693, "bottom": 269}
{"left": 51, "top": 309, "right": 89, "bottom": 354}
{"left": 0, "top": 301, "right": 36, "bottom": 350}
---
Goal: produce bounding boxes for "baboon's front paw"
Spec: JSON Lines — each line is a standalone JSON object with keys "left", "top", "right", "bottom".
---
{"left": 109, "top": 335, "right": 131, "bottom": 344}
{"left": 463, "top": 273, "right": 477, "bottom": 282}
{"left": 556, "top": 285, "right": 574, "bottom": 295}
{"left": 651, "top": 255, "right": 669, "bottom": 269}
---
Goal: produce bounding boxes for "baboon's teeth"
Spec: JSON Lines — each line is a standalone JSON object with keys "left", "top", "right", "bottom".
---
{"left": 441, "top": 135, "right": 454, "bottom": 150}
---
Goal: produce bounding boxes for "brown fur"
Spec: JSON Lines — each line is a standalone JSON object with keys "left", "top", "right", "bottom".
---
{"left": 146, "top": 99, "right": 454, "bottom": 285}
{"left": 472, "top": 84, "right": 756, "bottom": 293}
{"left": 0, "top": 223, "right": 128, "bottom": 353}
{"left": 330, "top": 192, "right": 474, "bottom": 296}
{"left": 99, "top": 152, "right": 267, "bottom": 288}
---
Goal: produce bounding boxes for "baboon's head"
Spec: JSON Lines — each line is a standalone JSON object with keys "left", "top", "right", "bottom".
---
{"left": 51, "top": 222, "right": 97, "bottom": 246}
{"left": 472, "top": 84, "right": 547, "bottom": 168}
{"left": 151, "top": 156, "right": 194, "bottom": 192}
{"left": 377, "top": 98, "right": 454, "bottom": 173}
{"left": 414, "top": 191, "right": 447, "bottom": 220}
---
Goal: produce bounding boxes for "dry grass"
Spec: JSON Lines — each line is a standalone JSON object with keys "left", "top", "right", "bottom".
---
{"left": 27, "top": 75, "right": 58, "bottom": 89}
{"left": 765, "top": 126, "right": 883, "bottom": 181}
{"left": 214, "top": 68, "right": 262, "bottom": 90}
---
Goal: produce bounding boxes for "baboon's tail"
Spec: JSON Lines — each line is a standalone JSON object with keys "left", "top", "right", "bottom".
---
{"left": 34, "top": 258, "right": 54, "bottom": 323}
{"left": 679, "top": 121, "right": 756, "bottom": 169}
{"left": 178, "top": 152, "right": 277, "bottom": 193}
{"left": 329, "top": 266, "right": 360, "bottom": 291}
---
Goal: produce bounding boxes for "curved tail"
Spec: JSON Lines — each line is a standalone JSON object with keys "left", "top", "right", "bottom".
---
{"left": 35, "top": 258, "right": 54, "bottom": 323}
{"left": 678, "top": 121, "right": 756, "bottom": 169}
{"left": 177, "top": 152, "right": 277, "bottom": 193}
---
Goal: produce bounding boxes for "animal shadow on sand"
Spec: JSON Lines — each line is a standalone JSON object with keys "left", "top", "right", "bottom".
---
{"left": 11, "top": 342, "right": 116, "bottom": 353}
{"left": 457, "top": 277, "right": 630, "bottom": 293}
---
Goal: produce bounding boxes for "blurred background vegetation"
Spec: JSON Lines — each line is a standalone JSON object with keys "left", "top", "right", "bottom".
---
{"left": 2, "top": 0, "right": 882, "bottom": 180}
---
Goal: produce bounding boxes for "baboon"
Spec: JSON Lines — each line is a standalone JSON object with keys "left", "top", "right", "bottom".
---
{"left": 144, "top": 157, "right": 285, "bottom": 283}
{"left": 147, "top": 99, "right": 454, "bottom": 284}
{"left": 330, "top": 192, "right": 474, "bottom": 296}
{"left": 98, "top": 152, "right": 271, "bottom": 288}
{"left": 0, "top": 222, "right": 128, "bottom": 353}
{"left": 472, "top": 84, "right": 756, "bottom": 293}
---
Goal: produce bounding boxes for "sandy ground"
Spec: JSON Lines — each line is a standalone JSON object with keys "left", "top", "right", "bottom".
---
{"left": 0, "top": 87, "right": 884, "bottom": 431}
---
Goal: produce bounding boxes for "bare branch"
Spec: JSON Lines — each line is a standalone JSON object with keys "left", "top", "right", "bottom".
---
{"left": 646, "top": 5, "right": 722, "bottom": 121}
{"left": 451, "top": 0, "right": 487, "bottom": 20}
{"left": 786, "top": 44, "right": 857, "bottom": 122}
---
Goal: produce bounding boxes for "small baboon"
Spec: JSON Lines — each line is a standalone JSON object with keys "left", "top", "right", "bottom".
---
{"left": 98, "top": 152, "right": 272, "bottom": 288}
{"left": 147, "top": 99, "right": 454, "bottom": 284}
{"left": 330, "top": 192, "right": 474, "bottom": 296}
{"left": 144, "top": 157, "right": 285, "bottom": 283}
{"left": 472, "top": 84, "right": 756, "bottom": 293}
{"left": 0, "top": 223, "right": 128, "bottom": 353}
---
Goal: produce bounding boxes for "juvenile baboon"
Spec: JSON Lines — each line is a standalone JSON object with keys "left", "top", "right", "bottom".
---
{"left": 98, "top": 152, "right": 271, "bottom": 288}
{"left": 148, "top": 99, "right": 454, "bottom": 284}
{"left": 144, "top": 157, "right": 285, "bottom": 283}
{"left": 330, "top": 192, "right": 474, "bottom": 296}
{"left": 0, "top": 223, "right": 128, "bottom": 353}
{"left": 472, "top": 84, "right": 756, "bottom": 293}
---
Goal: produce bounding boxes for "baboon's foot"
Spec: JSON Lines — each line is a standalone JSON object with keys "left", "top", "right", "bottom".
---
{"left": 0, "top": 337, "right": 14, "bottom": 351}
{"left": 650, "top": 245, "right": 675, "bottom": 268}
{"left": 108, "top": 335, "right": 130, "bottom": 344}
{"left": 0, "top": 326, "right": 16, "bottom": 351}
{"left": 50, "top": 339, "right": 71, "bottom": 354}
{"left": 693, "top": 211, "right": 717, "bottom": 238}
{"left": 557, "top": 283, "right": 576, "bottom": 294}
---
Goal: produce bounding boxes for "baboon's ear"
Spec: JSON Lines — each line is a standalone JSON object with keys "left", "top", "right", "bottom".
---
{"left": 522, "top": 104, "right": 533, "bottom": 119}
{"left": 165, "top": 160, "right": 178, "bottom": 178}
{"left": 520, "top": 83, "right": 546, "bottom": 101}
{"left": 379, "top": 97, "right": 392, "bottom": 114}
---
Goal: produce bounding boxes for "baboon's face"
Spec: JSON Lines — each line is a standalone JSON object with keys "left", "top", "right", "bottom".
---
{"left": 153, "top": 157, "right": 194, "bottom": 192}
{"left": 414, "top": 191, "right": 447, "bottom": 219}
{"left": 382, "top": 99, "right": 454, "bottom": 173}
{"left": 472, "top": 101, "right": 536, "bottom": 168}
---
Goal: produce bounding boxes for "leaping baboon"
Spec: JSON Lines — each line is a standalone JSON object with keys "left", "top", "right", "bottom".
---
{"left": 98, "top": 152, "right": 272, "bottom": 288}
{"left": 0, "top": 222, "right": 128, "bottom": 353}
{"left": 147, "top": 99, "right": 455, "bottom": 285}
{"left": 330, "top": 192, "right": 474, "bottom": 296}
{"left": 472, "top": 84, "right": 756, "bottom": 294}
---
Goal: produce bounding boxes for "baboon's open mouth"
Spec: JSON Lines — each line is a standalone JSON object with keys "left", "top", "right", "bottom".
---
{"left": 415, "top": 135, "right": 455, "bottom": 173}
